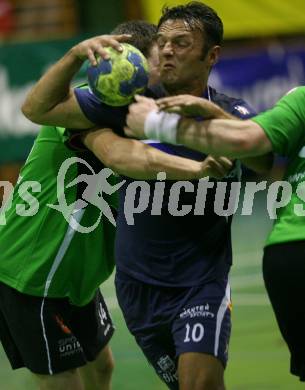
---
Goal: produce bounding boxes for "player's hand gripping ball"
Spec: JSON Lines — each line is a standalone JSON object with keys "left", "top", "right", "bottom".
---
{"left": 87, "top": 43, "right": 149, "bottom": 106}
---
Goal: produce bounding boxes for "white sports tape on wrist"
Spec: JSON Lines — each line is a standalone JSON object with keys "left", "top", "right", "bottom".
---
{"left": 144, "top": 110, "right": 180, "bottom": 144}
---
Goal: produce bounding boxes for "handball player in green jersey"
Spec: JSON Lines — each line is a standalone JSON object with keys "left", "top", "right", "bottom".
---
{"left": 126, "top": 86, "right": 305, "bottom": 382}
{"left": 0, "top": 21, "right": 215, "bottom": 390}
{"left": 0, "top": 121, "right": 117, "bottom": 390}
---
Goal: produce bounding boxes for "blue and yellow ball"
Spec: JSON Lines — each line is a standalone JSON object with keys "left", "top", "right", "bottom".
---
{"left": 87, "top": 43, "right": 149, "bottom": 106}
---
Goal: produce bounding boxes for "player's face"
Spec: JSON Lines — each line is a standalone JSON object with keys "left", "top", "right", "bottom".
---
{"left": 157, "top": 19, "right": 219, "bottom": 95}
{"left": 147, "top": 43, "right": 160, "bottom": 87}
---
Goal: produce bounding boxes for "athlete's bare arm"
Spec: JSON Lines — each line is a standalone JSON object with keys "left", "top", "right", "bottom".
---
{"left": 21, "top": 35, "right": 130, "bottom": 129}
{"left": 83, "top": 128, "right": 233, "bottom": 180}
{"left": 126, "top": 95, "right": 273, "bottom": 173}
{"left": 177, "top": 117, "right": 273, "bottom": 158}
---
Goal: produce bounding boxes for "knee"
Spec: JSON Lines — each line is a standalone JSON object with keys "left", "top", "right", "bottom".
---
{"left": 180, "top": 374, "right": 224, "bottom": 390}
{"left": 178, "top": 353, "right": 225, "bottom": 390}
{"left": 193, "top": 376, "right": 224, "bottom": 390}
{"left": 35, "top": 369, "right": 80, "bottom": 389}
{"left": 95, "top": 349, "right": 115, "bottom": 379}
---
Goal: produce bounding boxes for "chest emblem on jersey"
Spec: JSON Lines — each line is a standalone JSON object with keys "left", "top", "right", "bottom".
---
{"left": 234, "top": 105, "right": 250, "bottom": 116}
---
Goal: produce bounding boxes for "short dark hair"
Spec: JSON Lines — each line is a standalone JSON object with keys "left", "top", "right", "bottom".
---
{"left": 111, "top": 20, "right": 157, "bottom": 58}
{"left": 157, "top": 1, "right": 223, "bottom": 55}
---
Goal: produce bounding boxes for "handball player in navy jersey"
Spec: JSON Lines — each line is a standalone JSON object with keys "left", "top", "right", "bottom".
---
{"left": 22, "top": 3, "right": 272, "bottom": 389}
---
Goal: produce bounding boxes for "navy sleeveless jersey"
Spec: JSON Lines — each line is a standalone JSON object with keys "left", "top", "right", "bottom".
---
{"left": 74, "top": 85, "right": 256, "bottom": 287}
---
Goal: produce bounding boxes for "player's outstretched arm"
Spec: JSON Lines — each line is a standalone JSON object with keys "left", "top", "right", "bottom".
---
{"left": 82, "top": 128, "right": 232, "bottom": 180}
{"left": 157, "top": 95, "right": 273, "bottom": 174}
{"left": 21, "top": 34, "right": 131, "bottom": 129}
{"left": 126, "top": 95, "right": 273, "bottom": 173}
{"left": 177, "top": 117, "right": 273, "bottom": 158}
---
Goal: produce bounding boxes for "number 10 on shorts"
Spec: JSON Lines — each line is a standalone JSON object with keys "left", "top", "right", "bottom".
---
{"left": 184, "top": 323, "right": 205, "bottom": 343}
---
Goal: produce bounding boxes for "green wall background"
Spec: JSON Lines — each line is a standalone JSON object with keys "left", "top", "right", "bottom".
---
{"left": 77, "top": 0, "right": 125, "bottom": 34}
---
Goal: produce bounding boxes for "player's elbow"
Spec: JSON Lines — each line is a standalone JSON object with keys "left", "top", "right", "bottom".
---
{"left": 21, "top": 100, "right": 33, "bottom": 120}
{"left": 21, "top": 99, "right": 42, "bottom": 124}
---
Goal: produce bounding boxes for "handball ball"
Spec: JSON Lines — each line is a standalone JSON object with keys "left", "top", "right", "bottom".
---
{"left": 87, "top": 43, "right": 149, "bottom": 106}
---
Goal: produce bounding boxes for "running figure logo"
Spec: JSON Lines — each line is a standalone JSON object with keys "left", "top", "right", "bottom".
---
{"left": 48, "top": 157, "right": 125, "bottom": 233}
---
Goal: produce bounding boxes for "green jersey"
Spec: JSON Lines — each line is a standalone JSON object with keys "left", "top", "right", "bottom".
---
{"left": 0, "top": 125, "right": 117, "bottom": 306}
{"left": 252, "top": 86, "right": 305, "bottom": 247}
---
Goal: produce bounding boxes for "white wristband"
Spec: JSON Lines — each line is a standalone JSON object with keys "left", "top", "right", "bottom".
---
{"left": 144, "top": 110, "right": 180, "bottom": 144}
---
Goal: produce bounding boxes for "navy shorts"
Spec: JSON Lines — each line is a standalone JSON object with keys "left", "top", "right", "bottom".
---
{"left": 115, "top": 271, "right": 231, "bottom": 389}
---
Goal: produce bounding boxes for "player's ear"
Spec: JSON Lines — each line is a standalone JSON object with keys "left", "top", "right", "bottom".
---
{"left": 207, "top": 45, "right": 220, "bottom": 67}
